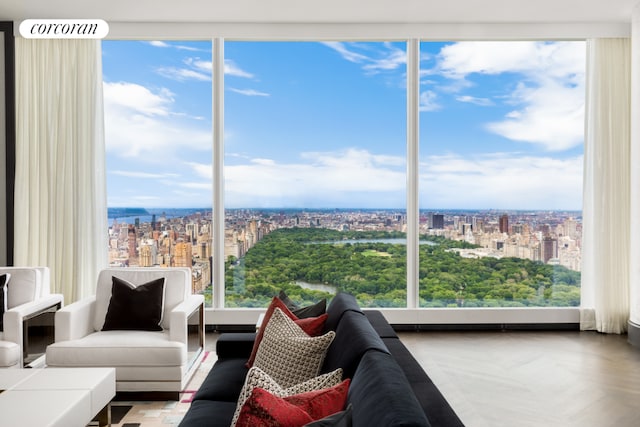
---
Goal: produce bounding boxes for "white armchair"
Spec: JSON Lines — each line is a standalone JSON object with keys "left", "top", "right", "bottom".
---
{"left": 0, "top": 266, "right": 64, "bottom": 368}
{"left": 45, "top": 267, "right": 205, "bottom": 398}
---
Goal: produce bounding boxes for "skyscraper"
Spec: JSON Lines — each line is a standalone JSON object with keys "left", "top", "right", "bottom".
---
{"left": 431, "top": 214, "right": 444, "bottom": 229}
{"left": 542, "top": 236, "right": 558, "bottom": 263}
{"left": 499, "top": 214, "right": 509, "bottom": 234}
{"left": 174, "top": 242, "right": 193, "bottom": 267}
{"left": 127, "top": 224, "right": 137, "bottom": 260}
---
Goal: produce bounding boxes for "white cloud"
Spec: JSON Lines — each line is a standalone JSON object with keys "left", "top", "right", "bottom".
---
{"left": 179, "top": 182, "right": 212, "bottom": 190}
{"left": 322, "top": 42, "right": 406, "bottom": 74}
{"left": 229, "top": 88, "right": 270, "bottom": 97}
{"left": 224, "top": 148, "right": 406, "bottom": 208}
{"left": 420, "top": 153, "right": 583, "bottom": 210}
{"left": 430, "top": 41, "right": 586, "bottom": 151}
{"left": 187, "top": 58, "right": 212, "bottom": 73}
{"left": 224, "top": 59, "right": 254, "bottom": 78}
{"left": 222, "top": 148, "right": 581, "bottom": 209}
{"left": 321, "top": 42, "right": 369, "bottom": 63}
{"left": 103, "top": 81, "right": 211, "bottom": 158}
{"left": 156, "top": 66, "right": 209, "bottom": 82}
{"left": 148, "top": 41, "right": 170, "bottom": 48}
{"left": 485, "top": 80, "right": 584, "bottom": 151}
{"left": 111, "top": 170, "right": 180, "bottom": 179}
{"left": 435, "top": 41, "right": 583, "bottom": 79}
{"left": 147, "top": 41, "right": 204, "bottom": 52}
{"left": 419, "top": 91, "right": 441, "bottom": 112}
{"left": 185, "top": 162, "right": 213, "bottom": 179}
{"left": 156, "top": 57, "right": 211, "bottom": 81}
{"left": 456, "top": 95, "right": 494, "bottom": 106}
{"left": 155, "top": 58, "right": 255, "bottom": 82}
{"left": 363, "top": 46, "right": 406, "bottom": 73}
{"left": 103, "top": 81, "right": 173, "bottom": 116}
{"left": 107, "top": 194, "right": 162, "bottom": 207}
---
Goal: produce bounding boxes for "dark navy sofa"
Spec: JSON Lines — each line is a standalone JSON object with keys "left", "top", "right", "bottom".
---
{"left": 179, "top": 292, "right": 464, "bottom": 427}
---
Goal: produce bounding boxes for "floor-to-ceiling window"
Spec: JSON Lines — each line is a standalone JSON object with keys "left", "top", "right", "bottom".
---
{"left": 223, "top": 41, "right": 407, "bottom": 308}
{"left": 102, "top": 40, "right": 213, "bottom": 299}
{"left": 418, "top": 41, "right": 584, "bottom": 308}
{"left": 102, "top": 36, "right": 585, "bottom": 317}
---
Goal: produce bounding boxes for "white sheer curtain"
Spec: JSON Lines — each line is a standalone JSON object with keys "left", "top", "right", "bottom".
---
{"left": 581, "top": 38, "right": 631, "bottom": 333}
{"left": 14, "top": 39, "right": 107, "bottom": 303}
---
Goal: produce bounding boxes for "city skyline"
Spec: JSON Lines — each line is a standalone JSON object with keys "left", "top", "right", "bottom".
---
{"left": 108, "top": 207, "right": 582, "bottom": 294}
{"left": 103, "top": 40, "right": 585, "bottom": 211}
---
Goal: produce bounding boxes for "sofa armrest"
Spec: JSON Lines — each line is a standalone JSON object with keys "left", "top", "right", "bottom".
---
{"left": 3, "top": 294, "right": 63, "bottom": 344}
{"left": 169, "top": 294, "right": 204, "bottom": 344}
{"left": 216, "top": 333, "right": 256, "bottom": 359}
{"left": 54, "top": 296, "right": 96, "bottom": 342}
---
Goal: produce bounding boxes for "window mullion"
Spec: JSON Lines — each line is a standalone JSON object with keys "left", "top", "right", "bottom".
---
{"left": 406, "top": 39, "right": 420, "bottom": 309}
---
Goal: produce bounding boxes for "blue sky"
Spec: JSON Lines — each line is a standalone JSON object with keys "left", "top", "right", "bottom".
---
{"left": 102, "top": 40, "right": 585, "bottom": 210}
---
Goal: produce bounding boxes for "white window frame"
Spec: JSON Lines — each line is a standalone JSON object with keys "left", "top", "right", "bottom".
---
{"left": 105, "top": 22, "right": 629, "bottom": 326}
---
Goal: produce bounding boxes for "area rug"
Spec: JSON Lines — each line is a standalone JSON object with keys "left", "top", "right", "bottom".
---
{"left": 111, "top": 351, "right": 216, "bottom": 427}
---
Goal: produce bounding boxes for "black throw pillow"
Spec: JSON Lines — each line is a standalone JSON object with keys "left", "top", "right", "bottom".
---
{"left": 102, "top": 276, "right": 166, "bottom": 331}
{"left": 0, "top": 273, "right": 9, "bottom": 331}
{"left": 278, "top": 290, "right": 327, "bottom": 319}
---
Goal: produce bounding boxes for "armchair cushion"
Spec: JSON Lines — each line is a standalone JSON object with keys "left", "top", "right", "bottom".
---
{"left": 0, "top": 338, "right": 20, "bottom": 367}
{"left": 102, "top": 276, "right": 165, "bottom": 331}
{"left": 46, "top": 330, "right": 186, "bottom": 368}
{"left": 93, "top": 268, "right": 190, "bottom": 332}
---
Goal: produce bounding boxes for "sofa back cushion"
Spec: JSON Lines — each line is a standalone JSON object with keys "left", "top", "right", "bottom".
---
{"left": 348, "top": 350, "right": 431, "bottom": 427}
{"left": 324, "top": 292, "right": 363, "bottom": 333}
{"left": 321, "top": 310, "right": 388, "bottom": 379}
{"left": 93, "top": 267, "right": 190, "bottom": 331}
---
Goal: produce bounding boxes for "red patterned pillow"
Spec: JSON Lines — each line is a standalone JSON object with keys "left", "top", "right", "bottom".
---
{"left": 235, "top": 379, "right": 351, "bottom": 427}
{"left": 246, "top": 296, "right": 327, "bottom": 368}
{"left": 295, "top": 313, "right": 328, "bottom": 337}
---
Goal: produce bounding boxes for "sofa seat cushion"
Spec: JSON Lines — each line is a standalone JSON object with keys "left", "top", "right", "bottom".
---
{"left": 0, "top": 338, "right": 20, "bottom": 367}
{"left": 348, "top": 350, "right": 430, "bottom": 427}
{"left": 193, "top": 358, "right": 249, "bottom": 402}
{"left": 383, "top": 338, "right": 465, "bottom": 427}
{"left": 46, "top": 330, "right": 186, "bottom": 367}
{"left": 177, "top": 399, "right": 237, "bottom": 427}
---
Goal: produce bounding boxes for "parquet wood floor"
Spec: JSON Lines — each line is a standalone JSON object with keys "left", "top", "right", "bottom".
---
{"left": 398, "top": 331, "right": 640, "bottom": 427}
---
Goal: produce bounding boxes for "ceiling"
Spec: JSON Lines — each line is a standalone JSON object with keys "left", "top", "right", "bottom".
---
{"left": 1, "top": 0, "right": 638, "bottom": 24}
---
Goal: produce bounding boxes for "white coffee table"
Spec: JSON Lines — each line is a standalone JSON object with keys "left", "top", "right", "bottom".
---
{"left": 0, "top": 368, "right": 116, "bottom": 427}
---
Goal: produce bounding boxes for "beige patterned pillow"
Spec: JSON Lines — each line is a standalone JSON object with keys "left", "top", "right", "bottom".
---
{"left": 231, "top": 366, "right": 343, "bottom": 427}
{"left": 253, "top": 307, "right": 336, "bottom": 388}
